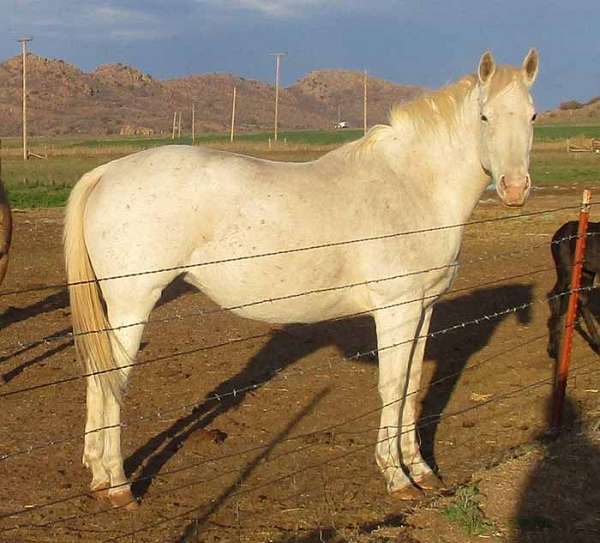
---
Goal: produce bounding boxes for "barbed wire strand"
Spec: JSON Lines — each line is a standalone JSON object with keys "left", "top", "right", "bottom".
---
{"left": 0, "top": 204, "right": 583, "bottom": 300}
{"left": 0, "top": 265, "right": 554, "bottom": 401}
{"left": 6, "top": 356, "right": 597, "bottom": 536}
{"left": 99, "top": 359, "right": 600, "bottom": 543}
{"left": 0, "top": 227, "right": 565, "bottom": 364}
{"left": 0, "top": 270, "right": 581, "bottom": 468}
{"left": 0, "top": 322, "right": 548, "bottom": 463}
{"left": 0, "top": 323, "right": 555, "bottom": 523}
{"left": 0, "top": 317, "right": 587, "bottom": 528}
{"left": 1, "top": 222, "right": 592, "bottom": 382}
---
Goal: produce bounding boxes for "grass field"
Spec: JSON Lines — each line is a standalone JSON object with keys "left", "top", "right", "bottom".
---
{"left": 1, "top": 127, "right": 599, "bottom": 207}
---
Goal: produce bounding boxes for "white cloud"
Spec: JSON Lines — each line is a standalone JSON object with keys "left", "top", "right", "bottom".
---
{"left": 3, "top": 1, "right": 174, "bottom": 41}
{"left": 93, "top": 5, "right": 158, "bottom": 24}
{"left": 194, "top": 0, "right": 344, "bottom": 18}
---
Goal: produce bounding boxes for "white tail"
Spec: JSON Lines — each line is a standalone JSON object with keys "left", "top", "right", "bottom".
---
{"left": 64, "top": 165, "right": 127, "bottom": 402}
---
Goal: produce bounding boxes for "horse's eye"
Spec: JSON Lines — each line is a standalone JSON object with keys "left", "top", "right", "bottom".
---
{"left": 531, "top": 113, "right": 537, "bottom": 122}
{"left": 480, "top": 114, "right": 489, "bottom": 122}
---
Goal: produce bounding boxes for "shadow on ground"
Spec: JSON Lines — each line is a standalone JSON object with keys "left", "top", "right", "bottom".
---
{"left": 120, "top": 283, "right": 534, "bottom": 541}
{"left": 513, "top": 398, "right": 600, "bottom": 543}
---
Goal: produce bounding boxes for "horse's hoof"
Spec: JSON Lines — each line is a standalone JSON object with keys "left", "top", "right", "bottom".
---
{"left": 109, "top": 488, "right": 139, "bottom": 512}
{"left": 89, "top": 481, "right": 111, "bottom": 504}
{"left": 415, "top": 473, "right": 445, "bottom": 492}
{"left": 390, "top": 485, "right": 424, "bottom": 501}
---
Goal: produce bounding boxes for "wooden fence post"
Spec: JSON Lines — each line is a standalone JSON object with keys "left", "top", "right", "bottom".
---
{"left": 551, "top": 189, "right": 592, "bottom": 433}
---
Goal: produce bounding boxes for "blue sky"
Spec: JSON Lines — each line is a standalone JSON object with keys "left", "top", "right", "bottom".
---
{"left": 1, "top": 0, "right": 599, "bottom": 110}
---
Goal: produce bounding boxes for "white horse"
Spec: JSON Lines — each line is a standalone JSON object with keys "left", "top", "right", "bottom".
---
{"left": 65, "top": 50, "right": 539, "bottom": 510}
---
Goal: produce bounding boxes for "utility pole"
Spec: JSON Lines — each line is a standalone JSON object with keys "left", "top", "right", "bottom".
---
{"left": 177, "top": 111, "right": 182, "bottom": 138}
{"left": 270, "top": 52, "right": 286, "bottom": 142}
{"left": 230, "top": 86, "right": 237, "bottom": 143}
{"left": 171, "top": 111, "right": 177, "bottom": 139}
{"left": 191, "top": 103, "right": 195, "bottom": 145}
{"left": 18, "top": 37, "right": 32, "bottom": 161}
{"left": 363, "top": 70, "right": 368, "bottom": 135}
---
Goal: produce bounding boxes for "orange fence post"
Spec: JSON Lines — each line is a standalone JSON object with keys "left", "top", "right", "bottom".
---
{"left": 551, "top": 189, "right": 592, "bottom": 433}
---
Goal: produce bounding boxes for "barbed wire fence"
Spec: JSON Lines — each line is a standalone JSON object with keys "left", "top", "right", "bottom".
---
{"left": 0, "top": 200, "right": 598, "bottom": 541}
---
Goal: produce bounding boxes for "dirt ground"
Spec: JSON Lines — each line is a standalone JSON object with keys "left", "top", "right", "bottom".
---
{"left": 1, "top": 187, "right": 600, "bottom": 543}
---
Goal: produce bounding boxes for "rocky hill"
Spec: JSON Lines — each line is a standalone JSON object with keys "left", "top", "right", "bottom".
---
{"left": 540, "top": 95, "right": 600, "bottom": 124}
{"left": 0, "top": 54, "right": 424, "bottom": 136}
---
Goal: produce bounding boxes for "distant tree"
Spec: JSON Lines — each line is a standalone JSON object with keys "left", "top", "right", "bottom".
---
{"left": 559, "top": 100, "right": 583, "bottom": 110}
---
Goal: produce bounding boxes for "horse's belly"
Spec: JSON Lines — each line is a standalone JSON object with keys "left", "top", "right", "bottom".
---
{"left": 185, "top": 254, "right": 367, "bottom": 324}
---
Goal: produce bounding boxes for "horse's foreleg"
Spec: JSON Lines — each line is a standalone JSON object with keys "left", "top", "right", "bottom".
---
{"left": 373, "top": 303, "right": 427, "bottom": 498}
{"left": 397, "top": 307, "right": 441, "bottom": 489}
{"left": 547, "top": 281, "right": 568, "bottom": 359}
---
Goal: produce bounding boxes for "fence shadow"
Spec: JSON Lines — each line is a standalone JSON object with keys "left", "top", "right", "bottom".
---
{"left": 0, "top": 288, "right": 68, "bottom": 331}
{"left": 0, "top": 332, "right": 73, "bottom": 384}
{"left": 513, "top": 398, "right": 600, "bottom": 543}
{"left": 125, "top": 282, "right": 533, "bottom": 504}
{"left": 0, "top": 277, "right": 193, "bottom": 384}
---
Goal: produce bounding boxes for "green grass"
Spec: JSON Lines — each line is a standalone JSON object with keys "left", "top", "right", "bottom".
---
{"left": 443, "top": 484, "right": 495, "bottom": 536}
{"left": 531, "top": 150, "right": 600, "bottom": 185}
{"left": 1, "top": 156, "right": 110, "bottom": 208}
{"left": 535, "top": 125, "right": 600, "bottom": 141}
{"left": 6, "top": 185, "right": 72, "bottom": 208}
{"left": 63, "top": 129, "right": 364, "bottom": 149}
{"left": 1, "top": 127, "right": 600, "bottom": 208}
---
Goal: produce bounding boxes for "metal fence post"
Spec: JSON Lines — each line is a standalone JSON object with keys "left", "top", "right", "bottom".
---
{"left": 551, "top": 189, "right": 592, "bottom": 433}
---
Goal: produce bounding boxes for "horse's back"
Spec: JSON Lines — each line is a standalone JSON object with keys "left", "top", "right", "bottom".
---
{"left": 80, "top": 145, "right": 371, "bottom": 320}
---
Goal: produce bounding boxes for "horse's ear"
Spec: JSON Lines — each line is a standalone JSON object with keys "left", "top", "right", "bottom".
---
{"left": 477, "top": 50, "right": 496, "bottom": 85}
{"left": 522, "top": 48, "right": 539, "bottom": 86}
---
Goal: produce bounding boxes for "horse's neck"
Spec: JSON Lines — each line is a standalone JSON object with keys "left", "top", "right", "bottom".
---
{"left": 382, "top": 97, "right": 489, "bottom": 226}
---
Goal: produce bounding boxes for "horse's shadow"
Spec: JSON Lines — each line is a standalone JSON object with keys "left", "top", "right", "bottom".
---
{"left": 125, "top": 283, "right": 533, "bottom": 501}
{"left": 420, "top": 283, "right": 533, "bottom": 469}
{"left": 513, "top": 399, "right": 600, "bottom": 542}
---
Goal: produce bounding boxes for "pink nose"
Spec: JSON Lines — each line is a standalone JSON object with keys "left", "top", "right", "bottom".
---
{"left": 497, "top": 174, "right": 531, "bottom": 207}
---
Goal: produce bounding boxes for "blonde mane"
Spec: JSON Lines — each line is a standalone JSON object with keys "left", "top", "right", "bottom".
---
{"left": 349, "top": 65, "right": 524, "bottom": 156}
{"left": 388, "top": 74, "right": 477, "bottom": 139}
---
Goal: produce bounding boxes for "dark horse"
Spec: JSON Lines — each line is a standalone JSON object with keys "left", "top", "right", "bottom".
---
{"left": 547, "top": 221, "right": 600, "bottom": 359}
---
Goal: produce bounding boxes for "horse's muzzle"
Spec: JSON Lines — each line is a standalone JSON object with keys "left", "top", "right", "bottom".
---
{"left": 496, "top": 174, "right": 531, "bottom": 207}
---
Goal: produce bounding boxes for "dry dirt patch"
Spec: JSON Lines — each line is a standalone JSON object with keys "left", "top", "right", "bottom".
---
{"left": 0, "top": 189, "right": 599, "bottom": 542}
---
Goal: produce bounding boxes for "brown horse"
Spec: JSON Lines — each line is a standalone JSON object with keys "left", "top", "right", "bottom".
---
{"left": 0, "top": 163, "right": 12, "bottom": 285}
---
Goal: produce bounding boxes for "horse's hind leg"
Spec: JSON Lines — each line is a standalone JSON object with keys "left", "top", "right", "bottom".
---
{"left": 99, "top": 287, "right": 161, "bottom": 510}
{"left": 84, "top": 378, "right": 110, "bottom": 500}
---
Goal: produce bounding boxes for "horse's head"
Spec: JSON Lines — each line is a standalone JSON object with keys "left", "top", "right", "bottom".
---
{"left": 477, "top": 49, "right": 539, "bottom": 207}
